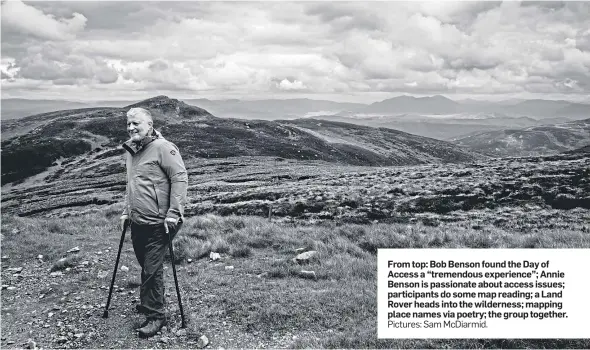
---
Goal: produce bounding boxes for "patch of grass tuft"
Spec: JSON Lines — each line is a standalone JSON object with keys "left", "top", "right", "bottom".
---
{"left": 210, "top": 236, "right": 230, "bottom": 254}
{"left": 173, "top": 236, "right": 212, "bottom": 261}
{"left": 50, "top": 254, "right": 82, "bottom": 271}
{"left": 267, "top": 259, "right": 301, "bottom": 279}
{"left": 230, "top": 246, "right": 252, "bottom": 258}
{"left": 47, "top": 221, "right": 63, "bottom": 234}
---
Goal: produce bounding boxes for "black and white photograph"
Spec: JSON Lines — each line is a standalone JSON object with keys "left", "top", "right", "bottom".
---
{"left": 1, "top": 1, "right": 589, "bottom": 349}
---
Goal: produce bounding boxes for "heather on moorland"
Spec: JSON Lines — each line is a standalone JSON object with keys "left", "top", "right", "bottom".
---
{"left": 1, "top": 97, "right": 589, "bottom": 348}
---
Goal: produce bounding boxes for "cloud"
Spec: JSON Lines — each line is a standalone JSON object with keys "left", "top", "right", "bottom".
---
{"left": 148, "top": 60, "right": 169, "bottom": 72}
{"left": 304, "top": 2, "right": 386, "bottom": 32}
{"left": 118, "top": 60, "right": 195, "bottom": 90}
{"left": 415, "top": 2, "right": 501, "bottom": 25}
{"left": 576, "top": 29, "right": 590, "bottom": 51}
{"left": 2, "top": 1, "right": 590, "bottom": 101}
{"left": 275, "top": 78, "right": 308, "bottom": 91}
{"left": 27, "top": 1, "right": 148, "bottom": 30}
{"left": 1, "top": 0, "right": 86, "bottom": 41}
{"left": 1, "top": 57, "right": 20, "bottom": 80}
{"left": 16, "top": 44, "right": 118, "bottom": 84}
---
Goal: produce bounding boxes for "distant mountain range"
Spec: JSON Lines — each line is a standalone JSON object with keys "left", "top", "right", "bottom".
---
{"left": 0, "top": 96, "right": 482, "bottom": 185}
{"left": 4, "top": 95, "right": 588, "bottom": 142}
{"left": 183, "top": 98, "right": 366, "bottom": 120}
{"left": 1, "top": 99, "right": 95, "bottom": 120}
{"left": 452, "top": 118, "right": 590, "bottom": 157}
{"left": 0, "top": 97, "right": 366, "bottom": 121}
{"left": 309, "top": 113, "right": 553, "bottom": 140}
{"left": 349, "top": 95, "right": 590, "bottom": 118}
{"left": 327, "top": 96, "right": 589, "bottom": 139}
{"left": 3, "top": 95, "right": 588, "bottom": 121}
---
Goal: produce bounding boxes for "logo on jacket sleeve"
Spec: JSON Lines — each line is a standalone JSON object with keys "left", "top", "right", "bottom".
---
{"left": 170, "top": 150, "right": 176, "bottom": 155}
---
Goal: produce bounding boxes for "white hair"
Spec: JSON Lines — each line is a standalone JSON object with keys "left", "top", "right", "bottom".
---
{"left": 127, "top": 107, "right": 153, "bottom": 123}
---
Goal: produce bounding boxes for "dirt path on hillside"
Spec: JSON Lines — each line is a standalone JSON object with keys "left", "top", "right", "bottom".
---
{"left": 1, "top": 245, "right": 310, "bottom": 349}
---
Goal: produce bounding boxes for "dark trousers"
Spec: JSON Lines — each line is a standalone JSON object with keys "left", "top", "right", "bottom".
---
{"left": 130, "top": 221, "right": 181, "bottom": 321}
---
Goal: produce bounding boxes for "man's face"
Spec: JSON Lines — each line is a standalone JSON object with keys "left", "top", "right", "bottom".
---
{"left": 127, "top": 113, "right": 152, "bottom": 142}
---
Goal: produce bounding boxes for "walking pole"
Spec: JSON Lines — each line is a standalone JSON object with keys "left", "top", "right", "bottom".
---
{"left": 103, "top": 221, "right": 128, "bottom": 318}
{"left": 167, "top": 226, "right": 187, "bottom": 328}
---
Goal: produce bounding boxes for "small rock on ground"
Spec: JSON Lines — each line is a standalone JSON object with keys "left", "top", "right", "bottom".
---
{"left": 292, "top": 250, "right": 318, "bottom": 264}
{"left": 300, "top": 270, "right": 317, "bottom": 279}
{"left": 197, "top": 335, "right": 209, "bottom": 348}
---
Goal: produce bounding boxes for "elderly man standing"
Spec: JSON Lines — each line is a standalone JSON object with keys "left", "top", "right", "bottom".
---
{"left": 120, "top": 107, "right": 188, "bottom": 337}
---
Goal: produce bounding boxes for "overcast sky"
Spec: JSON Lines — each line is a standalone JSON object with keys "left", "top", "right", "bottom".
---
{"left": 2, "top": 1, "right": 590, "bottom": 103}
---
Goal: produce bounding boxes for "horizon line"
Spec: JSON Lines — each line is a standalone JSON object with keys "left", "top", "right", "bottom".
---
{"left": 2, "top": 94, "right": 590, "bottom": 105}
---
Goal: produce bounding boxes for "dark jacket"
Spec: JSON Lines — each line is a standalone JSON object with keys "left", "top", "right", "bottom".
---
{"left": 122, "top": 130, "right": 188, "bottom": 225}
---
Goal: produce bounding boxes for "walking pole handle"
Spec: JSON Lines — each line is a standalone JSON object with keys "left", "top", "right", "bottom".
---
{"left": 103, "top": 221, "right": 128, "bottom": 318}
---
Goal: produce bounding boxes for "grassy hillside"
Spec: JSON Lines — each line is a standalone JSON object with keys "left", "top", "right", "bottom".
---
{"left": 2, "top": 118, "right": 588, "bottom": 349}
{"left": 565, "top": 144, "right": 590, "bottom": 155}
{"left": 3, "top": 151, "right": 588, "bottom": 227}
{"left": 1, "top": 96, "right": 481, "bottom": 185}
{"left": 2, "top": 211, "right": 589, "bottom": 349}
{"left": 283, "top": 118, "right": 480, "bottom": 163}
{"left": 2, "top": 96, "right": 589, "bottom": 349}
{"left": 313, "top": 114, "right": 542, "bottom": 140}
{"left": 453, "top": 118, "right": 590, "bottom": 157}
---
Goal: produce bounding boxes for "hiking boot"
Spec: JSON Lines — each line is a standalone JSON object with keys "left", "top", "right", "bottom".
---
{"left": 135, "top": 318, "right": 150, "bottom": 330}
{"left": 138, "top": 319, "right": 166, "bottom": 338}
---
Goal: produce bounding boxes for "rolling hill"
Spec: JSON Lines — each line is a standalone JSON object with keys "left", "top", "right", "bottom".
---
{"left": 452, "top": 118, "right": 590, "bottom": 157}
{"left": 343, "top": 95, "right": 590, "bottom": 119}
{"left": 311, "top": 113, "right": 543, "bottom": 140}
{"left": 2, "top": 94, "right": 589, "bottom": 350}
{"left": 360, "top": 95, "right": 462, "bottom": 115}
{"left": 5, "top": 95, "right": 589, "bottom": 123}
{"left": 280, "top": 118, "right": 480, "bottom": 164}
{"left": 325, "top": 96, "right": 589, "bottom": 140}
{"left": 0, "top": 98, "right": 138, "bottom": 120}
{"left": 4, "top": 96, "right": 588, "bottom": 145}
{"left": 565, "top": 144, "right": 590, "bottom": 155}
{"left": 183, "top": 98, "right": 366, "bottom": 120}
{"left": 1, "top": 96, "right": 483, "bottom": 186}
{"left": 1, "top": 99, "right": 93, "bottom": 120}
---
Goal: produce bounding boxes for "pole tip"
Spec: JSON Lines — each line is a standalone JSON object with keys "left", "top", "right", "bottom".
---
{"left": 102, "top": 310, "right": 109, "bottom": 318}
